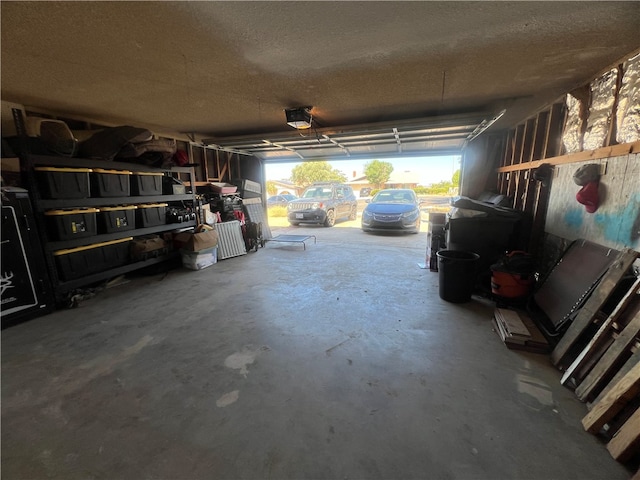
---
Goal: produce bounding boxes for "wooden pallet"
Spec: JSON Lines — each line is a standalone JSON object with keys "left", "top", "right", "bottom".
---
{"left": 582, "top": 362, "right": 640, "bottom": 462}
{"left": 575, "top": 310, "right": 640, "bottom": 402}
{"left": 561, "top": 278, "right": 640, "bottom": 388}
{"left": 551, "top": 249, "right": 639, "bottom": 369}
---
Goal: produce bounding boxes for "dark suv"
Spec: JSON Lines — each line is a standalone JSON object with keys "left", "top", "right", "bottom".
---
{"left": 287, "top": 183, "right": 358, "bottom": 227}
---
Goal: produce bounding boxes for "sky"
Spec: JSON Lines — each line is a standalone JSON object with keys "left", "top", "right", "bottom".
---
{"left": 265, "top": 155, "right": 461, "bottom": 186}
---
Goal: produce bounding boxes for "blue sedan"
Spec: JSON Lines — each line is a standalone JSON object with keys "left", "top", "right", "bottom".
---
{"left": 361, "top": 189, "right": 422, "bottom": 234}
{"left": 267, "top": 194, "right": 297, "bottom": 208}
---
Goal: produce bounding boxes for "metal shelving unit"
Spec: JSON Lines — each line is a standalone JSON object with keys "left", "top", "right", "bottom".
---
{"left": 21, "top": 154, "right": 198, "bottom": 302}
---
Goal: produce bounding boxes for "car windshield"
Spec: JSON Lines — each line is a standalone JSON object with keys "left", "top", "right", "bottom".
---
{"left": 372, "top": 190, "right": 415, "bottom": 203}
{"left": 302, "top": 187, "right": 333, "bottom": 199}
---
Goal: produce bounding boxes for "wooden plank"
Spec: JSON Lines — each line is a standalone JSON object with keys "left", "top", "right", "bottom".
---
{"left": 544, "top": 102, "right": 566, "bottom": 159}
{"left": 506, "top": 172, "right": 516, "bottom": 203}
{"left": 592, "top": 350, "right": 640, "bottom": 409}
{"left": 561, "top": 279, "right": 640, "bottom": 385}
{"left": 522, "top": 170, "right": 537, "bottom": 214}
{"left": 202, "top": 148, "right": 211, "bottom": 181}
{"left": 502, "top": 129, "right": 515, "bottom": 168}
{"left": 514, "top": 170, "right": 527, "bottom": 210}
{"left": 497, "top": 141, "right": 640, "bottom": 173}
{"left": 493, "top": 310, "right": 550, "bottom": 353}
{"left": 219, "top": 152, "right": 229, "bottom": 180}
{"left": 521, "top": 118, "right": 535, "bottom": 164}
{"left": 607, "top": 407, "right": 640, "bottom": 462}
{"left": 512, "top": 124, "right": 525, "bottom": 165}
{"left": 576, "top": 310, "right": 640, "bottom": 401}
{"left": 582, "top": 362, "right": 640, "bottom": 433}
{"left": 551, "top": 249, "right": 639, "bottom": 367}
{"left": 496, "top": 308, "right": 531, "bottom": 337}
{"left": 498, "top": 172, "right": 506, "bottom": 194}
{"left": 528, "top": 181, "right": 549, "bottom": 256}
{"left": 532, "top": 111, "right": 549, "bottom": 161}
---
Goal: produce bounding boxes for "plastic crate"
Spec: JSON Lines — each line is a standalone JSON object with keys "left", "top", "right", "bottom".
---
{"left": 136, "top": 203, "right": 168, "bottom": 227}
{"left": 34, "top": 167, "right": 92, "bottom": 199}
{"left": 131, "top": 171, "right": 164, "bottom": 196}
{"left": 44, "top": 208, "right": 98, "bottom": 240}
{"left": 53, "top": 237, "right": 132, "bottom": 281}
{"left": 97, "top": 205, "right": 136, "bottom": 233}
{"left": 91, "top": 168, "right": 131, "bottom": 197}
{"left": 181, "top": 246, "right": 217, "bottom": 270}
{"left": 233, "top": 178, "right": 262, "bottom": 198}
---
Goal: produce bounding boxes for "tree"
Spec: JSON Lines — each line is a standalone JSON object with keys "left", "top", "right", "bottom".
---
{"left": 424, "top": 180, "right": 453, "bottom": 195}
{"left": 291, "top": 161, "right": 347, "bottom": 188}
{"left": 452, "top": 169, "right": 460, "bottom": 186}
{"left": 364, "top": 160, "right": 394, "bottom": 189}
{"left": 266, "top": 181, "right": 277, "bottom": 196}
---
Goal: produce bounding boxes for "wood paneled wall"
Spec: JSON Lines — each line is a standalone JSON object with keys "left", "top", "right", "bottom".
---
{"left": 493, "top": 101, "right": 640, "bottom": 256}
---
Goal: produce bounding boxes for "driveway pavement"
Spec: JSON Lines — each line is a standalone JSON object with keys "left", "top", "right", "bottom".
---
{"left": 267, "top": 214, "right": 430, "bottom": 253}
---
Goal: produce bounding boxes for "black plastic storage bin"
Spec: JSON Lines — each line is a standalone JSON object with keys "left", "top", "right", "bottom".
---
{"left": 131, "top": 171, "right": 164, "bottom": 196}
{"left": 136, "top": 203, "right": 168, "bottom": 227}
{"left": 436, "top": 250, "right": 480, "bottom": 303}
{"left": 34, "top": 167, "right": 92, "bottom": 199}
{"left": 91, "top": 169, "right": 131, "bottom": 197}
{"left": 97, "top": 205, "right": 136, "bottom": 233}
{"left": 53, "top": 237, "right": 132, "bottom": 281}
{"left": 44, "top": 208, "right": 98, "bottom": 241}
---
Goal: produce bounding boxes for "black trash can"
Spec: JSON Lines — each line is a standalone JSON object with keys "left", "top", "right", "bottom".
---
{"left": 436, "top": 250, "right": 480, "bottom": 303}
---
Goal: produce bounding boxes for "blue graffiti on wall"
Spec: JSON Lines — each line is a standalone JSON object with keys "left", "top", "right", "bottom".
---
{"left": 563, "top": 208, "right": 584, "bottom": 228}
{"left": 594, "top": 193, "right": 640, "bottom": 246}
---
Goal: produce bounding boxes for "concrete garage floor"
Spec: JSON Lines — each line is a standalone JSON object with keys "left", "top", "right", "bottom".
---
{"left": 1, "top": 221, "right": 632, "bottom": 479}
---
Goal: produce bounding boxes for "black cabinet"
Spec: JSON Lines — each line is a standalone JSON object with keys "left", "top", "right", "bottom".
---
{"left": 22, "top": 154, "right": 198, "bottom": 303}
{"left": 1, "top": 186, "right": 55, "bottom": 327}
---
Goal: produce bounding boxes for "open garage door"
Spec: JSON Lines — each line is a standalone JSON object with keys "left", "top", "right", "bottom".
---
{"left": 203, "top": 112, "right": 495, "bottom": 164}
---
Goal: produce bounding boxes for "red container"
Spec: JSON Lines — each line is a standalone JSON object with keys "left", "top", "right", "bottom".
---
{"left": 490, "top": 250, "right": 535, "bottom": 299}
{"left": 491, "top": 270, "right": 534, "bottom": 298}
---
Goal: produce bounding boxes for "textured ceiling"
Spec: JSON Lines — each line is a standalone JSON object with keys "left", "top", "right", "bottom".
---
{"left": 1, "top": 1, "right": 639, "bottom": 156}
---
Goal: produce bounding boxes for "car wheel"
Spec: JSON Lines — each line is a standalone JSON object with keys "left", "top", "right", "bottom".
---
{"left": 349, "top": 205, "right": 357, "bottom": 220}
{"left": 324, "top": 209, "right": 336, "bottom": 227}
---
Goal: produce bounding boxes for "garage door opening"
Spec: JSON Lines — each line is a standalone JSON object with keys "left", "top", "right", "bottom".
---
{"left": 265, "top": 155, "right": 460, "bottom": 234}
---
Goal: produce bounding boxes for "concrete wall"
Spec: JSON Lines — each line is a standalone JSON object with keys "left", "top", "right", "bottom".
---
{"left": 545, "top": 153, "right": 640, "bottom": 251}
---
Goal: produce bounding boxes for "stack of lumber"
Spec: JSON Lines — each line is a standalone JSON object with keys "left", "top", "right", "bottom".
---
{"left": 493, "top": 307, "right": 550, "bottom": 353}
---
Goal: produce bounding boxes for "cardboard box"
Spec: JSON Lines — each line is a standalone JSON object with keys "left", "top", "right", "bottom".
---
{"left": 181, "top": 246, "right": 217, "bottom": 270}
{"left": 173, "top": 229, "right": 218, "bottom": 252}
{"left": 201, "top": 203, "right": 216, "bottom": 225}
{"left": 130, "top": 234, "right": 168, "bottom": 261}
